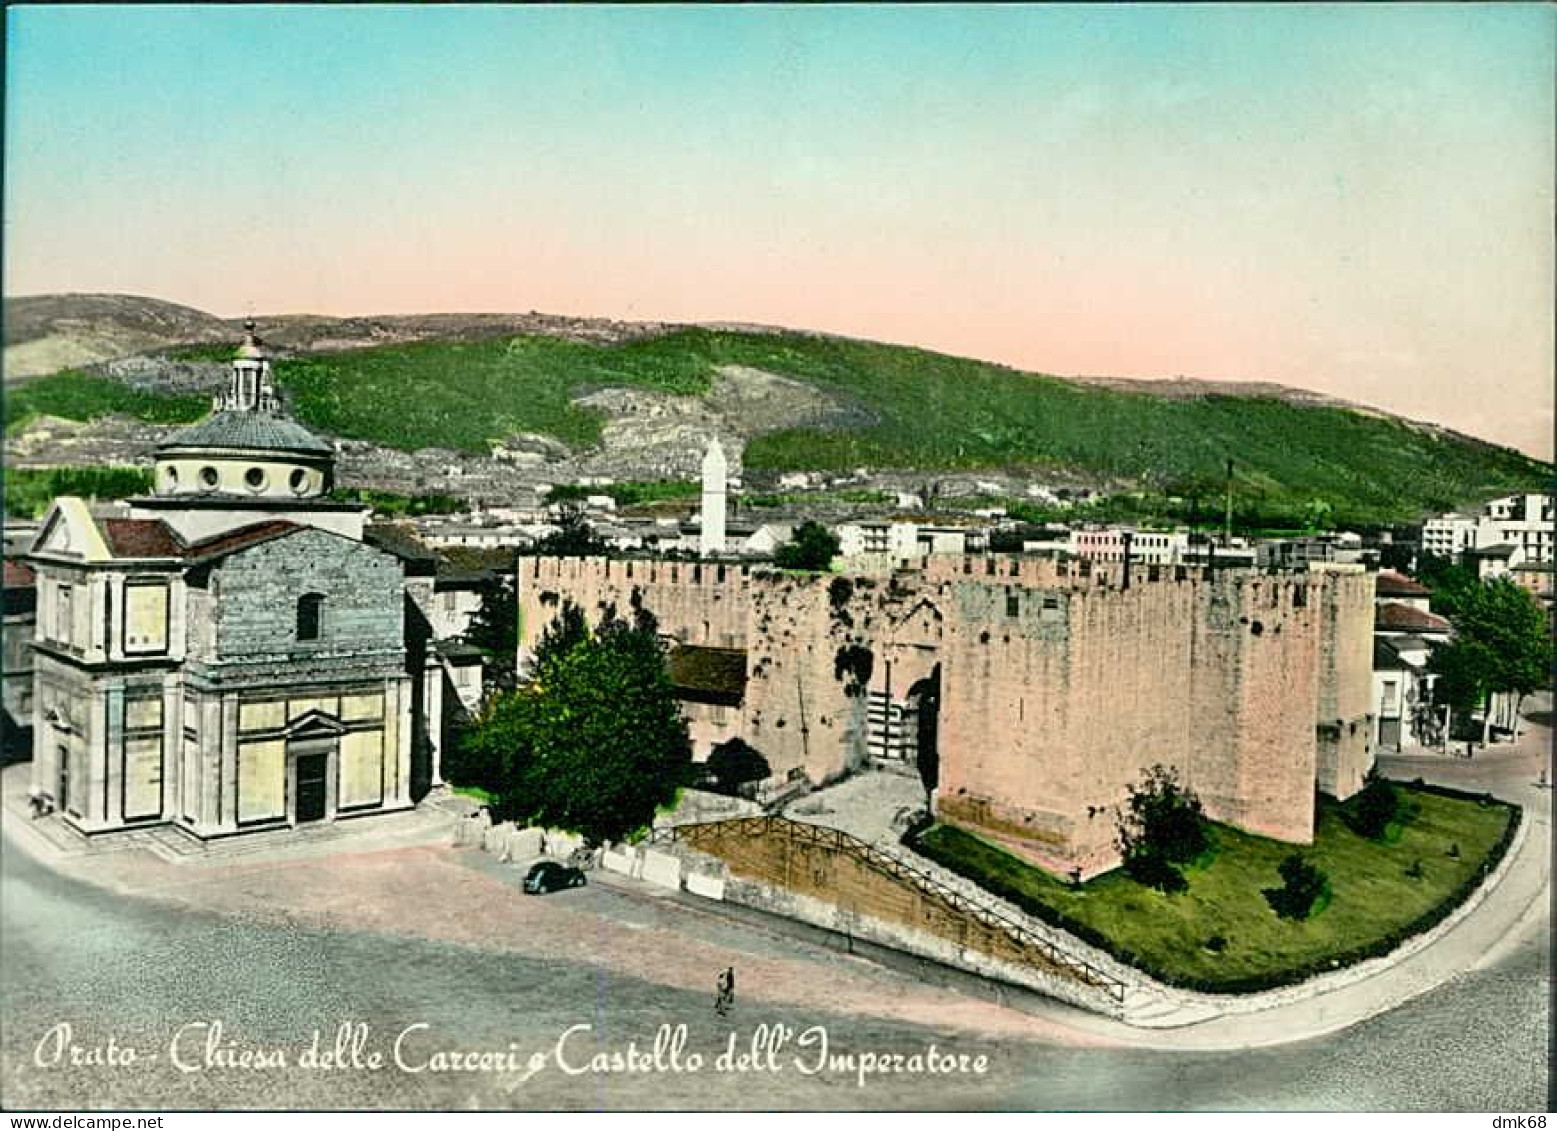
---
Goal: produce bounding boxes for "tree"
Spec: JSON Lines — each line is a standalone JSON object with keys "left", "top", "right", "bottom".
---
{"left": 462, "top": 573, "right": 519, "bottom": 696}
{"left": 1300, "top": 498, "right": 1334, "bottom": 533}
{"left": 774, "top": 520, "right": 840, "bottom": 571}
{"left": 533, "top": 504, "right": 608, "bottom": 557}
{"left": 1116, "top": 764, "right": 1210, "bottom": 864}
{"left": 1430, "top": 577, "right": 1552, "bottom": 741}
{"left": 457, "top": 601, "right": 691, "bottom": 844}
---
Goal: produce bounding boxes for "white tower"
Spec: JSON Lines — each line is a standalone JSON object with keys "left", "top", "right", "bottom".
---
{"left": 699, "top": 437, "right": 728, "bottom": 558}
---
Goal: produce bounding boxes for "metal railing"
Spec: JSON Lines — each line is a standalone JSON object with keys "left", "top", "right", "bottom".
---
{"left": 655, "top": 814, "right": 1127, "bottom": 1002}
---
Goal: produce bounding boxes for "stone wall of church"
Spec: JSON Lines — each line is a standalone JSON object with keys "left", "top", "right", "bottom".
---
{"left": 196, "top": 528, "right": 405, "bottom": 680}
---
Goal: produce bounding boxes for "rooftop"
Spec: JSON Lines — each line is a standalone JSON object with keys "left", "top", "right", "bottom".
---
{"left": 158, "top": 411, "right": 333, "bottom": 457}
{"left": 1375, "top": 570, "right": 1432, "bottom": 598}
{"left": 99, "top": 518, "right": 186, "bottom": 559}
{"left": 1375, "top": 601, "right": 1451, "bottom": 633}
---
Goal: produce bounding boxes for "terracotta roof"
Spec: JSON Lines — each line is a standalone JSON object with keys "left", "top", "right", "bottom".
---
{"left": 3, "top": 560, "right": 36, "bottom": 588}
{"left": 99, "top": 518, "right": 185, "bottom": 559}
{"left": 1375, "top": 601, "right": 1451, "bottom": 633}
{"left": 667, "top": 645, "right": 748, "bottom": 707}
{"left": 183, "top": 520, "right": 300, "bottom": 562}
{"left": 1375, "top": 570, "right": 1432, "bottom": 598}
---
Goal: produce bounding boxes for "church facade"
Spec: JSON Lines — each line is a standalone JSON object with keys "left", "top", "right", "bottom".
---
{"left": 26, "top": 326, "right": 432, "bottom": 838}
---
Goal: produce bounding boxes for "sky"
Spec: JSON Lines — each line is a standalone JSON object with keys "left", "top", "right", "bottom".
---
{"left": 5, "top": 4, "right": 1553, "bottom": 459}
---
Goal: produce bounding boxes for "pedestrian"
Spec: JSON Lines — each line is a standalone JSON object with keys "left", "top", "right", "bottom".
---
{"left": 715, "top": 966, "right": 735, "bottom": 1016}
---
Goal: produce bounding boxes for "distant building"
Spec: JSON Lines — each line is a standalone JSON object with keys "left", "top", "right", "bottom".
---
{"left": 1511, "top": 561, "right": 1555, "bottom": 605}
{"left": 1370, "top": 570, "right": 1445, "bottom": 753}
{"left": 1070, "top": 527, "right": 1189, "bottom": 566}
{"left": 837, "top": 519, "right": 988, "bottom": 561}
{"left": 1422, "top": 493, "right": 1554, "bottom": 568}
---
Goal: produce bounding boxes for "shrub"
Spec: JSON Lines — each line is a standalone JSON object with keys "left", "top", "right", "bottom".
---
{"left": 1264, "top": 853, "right": 1330, "bottom": 920}
{"left": 1344, "top": 777, "right": 1400, "bottom": 839}
{"left": 1123, "top": 850, "right": 1188, "bottom": 894}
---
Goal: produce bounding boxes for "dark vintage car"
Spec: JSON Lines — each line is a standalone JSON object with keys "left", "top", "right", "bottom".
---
{"left": 523, "top": 860, "right": 587, "bottom": 895}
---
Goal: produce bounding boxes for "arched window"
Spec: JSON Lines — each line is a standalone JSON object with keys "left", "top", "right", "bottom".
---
{"left": 296, "top": 593, "right": 325, "bottom": 642}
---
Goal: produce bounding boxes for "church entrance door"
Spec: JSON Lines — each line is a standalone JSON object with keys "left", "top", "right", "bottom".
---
{"left": 295, "top": 752, "right": 328, "bottom": 823}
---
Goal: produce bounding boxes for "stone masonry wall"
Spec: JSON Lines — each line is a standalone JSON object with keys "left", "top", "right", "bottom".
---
{"left": 518, "top": 555, "right": 1377, "bottom": 873}
{"left": 199, "top": 528, "right": 405, "bottom": 680}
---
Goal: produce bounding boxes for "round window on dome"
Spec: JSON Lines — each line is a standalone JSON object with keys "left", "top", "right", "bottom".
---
{"left": 199, "top": 466, "right": 219, "bottom": 491}
{"left": 245, "top": 466, "right": 267, "bottom": 492}
{"left": 289, "top": 468, "right": 309, "bottom": 494}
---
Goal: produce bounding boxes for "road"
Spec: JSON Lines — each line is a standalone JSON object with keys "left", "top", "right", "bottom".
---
{"left": 1, "top": 821, "right": 1547, "bottom": 1112}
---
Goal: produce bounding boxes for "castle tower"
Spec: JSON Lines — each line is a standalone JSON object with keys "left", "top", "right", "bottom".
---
{"left": 699, "top": 437, "right": 728, "bottom": 557}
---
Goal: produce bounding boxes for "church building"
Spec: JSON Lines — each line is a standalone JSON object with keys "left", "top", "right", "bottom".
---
{"left": 25, "top": 325, "right": 438, "bottom": 838}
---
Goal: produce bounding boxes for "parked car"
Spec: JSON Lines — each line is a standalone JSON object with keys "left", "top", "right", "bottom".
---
{"left": 523, "top": 860, "right": 586, "bottom": 895}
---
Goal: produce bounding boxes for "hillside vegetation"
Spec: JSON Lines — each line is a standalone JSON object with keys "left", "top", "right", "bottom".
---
{"left": 8, "top": 328, "right": 1548, "bottom": 526}
{"left": 4, "top": 371, "right": 208, "bottom": 432}
{"left": 275, "top": 330, "right": 1549, "bottom": 524}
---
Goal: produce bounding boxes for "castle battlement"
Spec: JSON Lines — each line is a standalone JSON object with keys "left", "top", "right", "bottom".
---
{"left": 516, "top": 551, "right": 1376, "bottom": 875}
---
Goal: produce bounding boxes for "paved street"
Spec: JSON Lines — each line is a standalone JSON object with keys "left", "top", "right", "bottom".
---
{"left": 1, "top": 797, "right": 1547, "bottom": 1111}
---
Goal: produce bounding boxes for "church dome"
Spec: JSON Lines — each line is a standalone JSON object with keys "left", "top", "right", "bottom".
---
{"left": 152, "top": 322, "right": 335, "bottom": 500}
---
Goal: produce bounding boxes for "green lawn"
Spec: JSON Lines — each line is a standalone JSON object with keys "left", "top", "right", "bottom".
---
{"left": 914, "top": 785, "right": 1518, "bottom": 993}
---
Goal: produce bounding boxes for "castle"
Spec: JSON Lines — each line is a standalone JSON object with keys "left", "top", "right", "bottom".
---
{"left": 518, "top": 553, "right": 1376, "bottom": 876}
{"left": 24, "top": 326, "right": 447, "bottom": 838}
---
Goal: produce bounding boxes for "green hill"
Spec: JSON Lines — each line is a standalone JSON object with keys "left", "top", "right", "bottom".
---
{"left": 8, "top": 328, "right": 1549, "bottom": 527}
{"left": 276, "top": 329, "right": 1552, "bottom": 525}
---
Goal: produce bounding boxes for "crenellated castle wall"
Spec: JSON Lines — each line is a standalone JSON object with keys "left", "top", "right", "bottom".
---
{"left": 517, "top": 554, "right": 1376, "bottom": 875}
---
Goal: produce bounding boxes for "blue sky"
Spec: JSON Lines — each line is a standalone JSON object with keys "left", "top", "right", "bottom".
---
{"left": 5, "top": 4, "right": 1552, "bottom": 456}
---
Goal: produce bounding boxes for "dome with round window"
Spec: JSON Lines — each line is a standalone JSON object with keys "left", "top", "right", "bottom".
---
{"left": 152, "top": 322, "right": 335, "bottom": 500}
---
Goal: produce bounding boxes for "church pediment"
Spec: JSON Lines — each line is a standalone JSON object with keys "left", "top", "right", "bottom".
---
{"left": 31, "top": 499, "right": 112, "bottom": 563}
{"left": 281, "top": 709, "right": 347, "bottom": 738}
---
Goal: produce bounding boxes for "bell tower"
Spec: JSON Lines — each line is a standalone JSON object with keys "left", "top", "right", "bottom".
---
{"left": 699, "top": 437, "right": 728, "bottom": 558}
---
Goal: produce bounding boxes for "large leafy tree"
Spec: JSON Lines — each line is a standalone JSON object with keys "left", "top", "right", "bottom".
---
{"left": 1430, "top": 576, "right": 1552, "bottom": 740}
{"left": 453, "top": 600, "right": 690, "bottom": 844}
{"left": 774, "top": 520, "right": 840, "bottom": 571}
